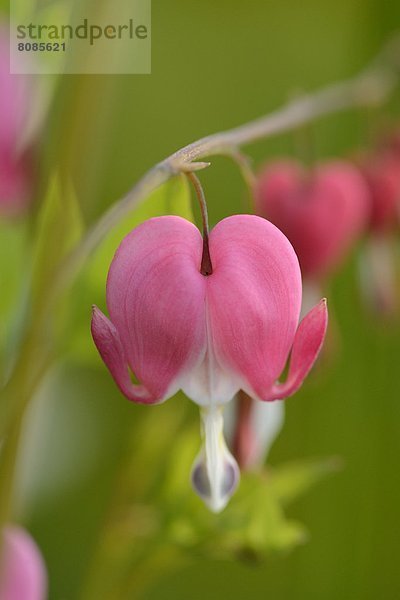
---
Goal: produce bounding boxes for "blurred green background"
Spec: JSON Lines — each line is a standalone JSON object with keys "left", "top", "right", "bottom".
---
{"left": 3, "top": 0, "right": 400, "bottom": 598}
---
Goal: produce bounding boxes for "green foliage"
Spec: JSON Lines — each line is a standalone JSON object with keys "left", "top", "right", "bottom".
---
{"left": 0, "top": 173, "right": 83, "bottom": 385}
{"left": 0, "top": 174, "right": 83, "bottom": 438}
{"left": 31, "top": 173, "right": 83, "bottom": 308}
{"left": 158, "top": 429, "right": 338, "bottom": 561}
{"left": 268, "top": 456, "right": 343, "bottom": 506}
{"left": 0, "top": 219, "right": 28, "bottom": 380}
{"left": 76, "top": 397, "right": 338, "bottom": 599}
{"left": 0, "top": 220, "right": 28, "bottom": 317}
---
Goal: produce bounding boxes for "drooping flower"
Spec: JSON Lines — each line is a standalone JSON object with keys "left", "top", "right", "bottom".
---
{"left": 91, "top": 214, "right": 327, "bottom": 511}
{"left": 255, "top": 159, "right": 370, "bottom": 281}
{"left": 0, "top": 525, "right": 47, "bottom": 600}
{"left": 0, "top": 27, "right": 34, "bottom": 217}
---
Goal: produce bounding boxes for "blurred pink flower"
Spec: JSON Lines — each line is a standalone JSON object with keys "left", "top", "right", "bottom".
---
{"left": 255, "top": 160, "right": 370, "bottom": 280}
{"left": 91, "top": 215, "right": 327, "bottom": 510}
{"left": 0, "top": 525, "right": 47, "bottom": 600}
{"left": 0, "top": 28, "right": 34, "bottom": 217}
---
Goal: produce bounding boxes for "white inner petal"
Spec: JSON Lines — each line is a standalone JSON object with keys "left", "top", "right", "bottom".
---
{"left": 179, "top": 298, "right": 243, "bottom": 407}
{"left": 180, "top": 346, "right": 242, "bottom": 407}
{"left": 250, "top": 399, "right": 285, "bottom": 467}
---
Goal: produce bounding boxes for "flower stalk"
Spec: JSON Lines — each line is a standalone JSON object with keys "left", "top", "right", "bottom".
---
{"left": 186, "top": 172, "right": 213, "bottom": 275}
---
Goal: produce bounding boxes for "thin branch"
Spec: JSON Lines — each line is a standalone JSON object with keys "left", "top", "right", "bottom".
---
{"left": 57, "top": 35, "right": 399, "bottom": 291}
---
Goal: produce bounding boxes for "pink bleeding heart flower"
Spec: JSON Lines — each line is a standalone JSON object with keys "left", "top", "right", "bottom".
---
{"left": 0, "top": 525, "right": 47, "bottom": 600}
{"left": 255, "top": 159, "right": 370, "bottom": 280}
{"left": 91, "top": 214, "right": 328, "bottom": 511}
{"left": 0, "top": 27, "right": 34, "bottom": 217}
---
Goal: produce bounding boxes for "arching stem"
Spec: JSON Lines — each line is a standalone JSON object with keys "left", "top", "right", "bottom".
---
{"left": 186, "top": 172, "right": 213, "bottom": 275}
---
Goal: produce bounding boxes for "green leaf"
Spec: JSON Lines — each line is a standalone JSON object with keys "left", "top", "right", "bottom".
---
{"left": 207, "top": 472, "right": 307, "bottom": 559}
{"left": 31, "top": 173, "right": 84, "bottom": 309}
{"left": 1, "top": 170, "right": 83, "bottom": 381}
{"left": 154, "top": 435, "right": 340, "bottom": 560}
{"left": 268, "top": 456, "right": 342, "bottom": 506}
{"left": 141, "top": 421, "right": 315, "bottom": 559}
{"left": 0, "top": 220, "right": 29, "bottom": 382}
{"left": 0, "top": 220, "right": 28, "bottom": 316}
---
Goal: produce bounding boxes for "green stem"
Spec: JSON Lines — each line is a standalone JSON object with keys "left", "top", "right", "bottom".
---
{"left": 0, "top": 314, "right": 54, "bottom": 528}
{"left": 0, "top": 412, "right": 24, "bottom": 529}
{"left": 228, "top": 149, "right": 257, "bottom": 212}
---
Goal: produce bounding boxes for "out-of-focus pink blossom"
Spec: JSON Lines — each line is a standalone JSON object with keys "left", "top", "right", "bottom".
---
{"left": 91, "top": 215, "right": 327, "bottom": 510}
{"left": 0, "top": 28, "right": 34, "bottom": 217}
{"left": 0, "top": 525, "right": 47, "bottom": 600}
{"left": 255, "top": 160, "right": 370, "bottom": 280}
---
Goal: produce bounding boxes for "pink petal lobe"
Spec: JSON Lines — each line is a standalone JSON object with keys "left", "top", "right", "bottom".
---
{"left": 206, "top": 215, "right": 302, "bottom": 400}
{"left": 91, "top": 306, "right": 159, "bottom": 404}
{"left": 105, "top": 216, "right": 207, "bottom": 402}
{"left": 0, "top": 525, "right": 47, "bottom": 600}
{"left": 268, "top": 298, "right": 328, "bottom": 400}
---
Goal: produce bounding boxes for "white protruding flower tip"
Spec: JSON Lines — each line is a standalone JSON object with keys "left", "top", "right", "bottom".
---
{"left": 191, "top": 407, "right": 239, "bottom": 512}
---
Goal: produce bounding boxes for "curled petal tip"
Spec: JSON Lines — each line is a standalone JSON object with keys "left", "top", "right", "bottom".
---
{"left": 268, "top": 298, "right": 328, "bottom": 400}
{"left": 91, "top": 307, "right": 159, "bottom": 404}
